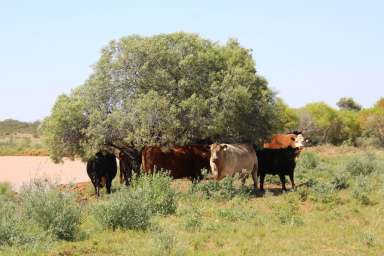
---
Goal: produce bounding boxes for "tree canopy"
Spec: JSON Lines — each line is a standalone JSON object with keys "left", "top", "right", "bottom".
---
{"left": 336, "top": 97, "right": 362, "bottom": 111}
{"left": 43, "top": 32, "right": 281, "bottom": 162}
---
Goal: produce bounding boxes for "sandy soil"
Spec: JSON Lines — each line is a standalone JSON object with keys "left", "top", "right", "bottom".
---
{"left": 0, "top": 156, "right": 88, "bottom": 191}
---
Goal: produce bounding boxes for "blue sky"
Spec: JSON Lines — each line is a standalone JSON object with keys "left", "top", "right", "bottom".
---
{"left": 0, "top": 0, "right": 383, "bottom": 121}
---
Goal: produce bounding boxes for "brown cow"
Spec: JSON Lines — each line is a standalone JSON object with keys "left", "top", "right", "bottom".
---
{"left": 210, "top": 143, "right": 258, "bottom": 189}
{"left": 263, "top": 132, "right": 305, "bottom": 149}
{"left": 141, "top": 145, "right": 211, "bottom": 180}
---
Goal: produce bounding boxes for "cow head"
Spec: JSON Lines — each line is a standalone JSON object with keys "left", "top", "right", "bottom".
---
{"left": 210, "top": 143, "right": 228, "bottom": 180}
{"left": 288, "top": 133, "right": 306, "bottom": 149}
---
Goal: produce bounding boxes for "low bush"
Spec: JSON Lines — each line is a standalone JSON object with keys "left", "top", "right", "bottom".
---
{"left": 308, "top": 182, "right": 338, "bottom": 204}
{"left": 183, "top": 208, "right": 203, "bottom": 232}
{"left": 297, "top": 151, "right": 320, "bottom": 170}
{"left": 351, "top": 176, "right": 372, "bottom": 205}
{"left": 0, "top": 201, "right": 28, "bottom": 246}
{"left": 151, "top": 228, "right": 179, "bottom": 256}
{"left": 189, "top": 175, "right": 251, "bottom": 200}
{"left": 330, "top": 174, "right": 349, "bottom": 190}
{"left": 0, "top": 182, "right": 14, "bottom": 201}
{"left": 345, "top": 153, "right": 377, "bottom": 176}
{"left": 21, "top": 179, "right": 82, "bottom": 241}
{"left": 131, "top": 172, "right": 177, "bottom": 215}
{"left": 93, "top": 188, "right": 150, "bottom": 231}
{"left": 272, "top": 194, "right": 303, "bottom": 226}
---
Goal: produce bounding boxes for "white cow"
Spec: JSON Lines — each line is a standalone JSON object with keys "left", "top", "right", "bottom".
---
{"left": 210, "top": 143, "right": 258, "bottom": 189}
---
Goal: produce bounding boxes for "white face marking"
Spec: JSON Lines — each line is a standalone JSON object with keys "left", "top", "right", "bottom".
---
{"left": 294, "top": 134, "right": 305, "bottom": 148}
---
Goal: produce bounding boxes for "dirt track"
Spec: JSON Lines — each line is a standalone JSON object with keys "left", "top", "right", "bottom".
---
{"left": 0, "top": 156, "right": 88, "bottom": 191}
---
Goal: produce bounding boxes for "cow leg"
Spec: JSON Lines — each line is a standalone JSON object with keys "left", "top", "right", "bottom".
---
{"left": 106, "top": 179, "right": 112, "bottom": 194}
{"left": 260, "top": 173, "right": 265, "bottom": 191}
{"left": 289, "top": 173, "right": 295, "bottom": 190}
{"left": 120, "top": 170, "right": 124, "bottom": 184}
{"left": 251, "top": 167, "right": 258, "bottom": 190}
{"left": 241, "top": 174, "right": 248, "bottom": 187}
{"left": 279, "top": 174, "right": 287, "bottom": 191}
{"left": 125, "top": 168, "right": 132, "bottom": 186}
{"left": 93, "top": 178, "right": 100, "bottom": 197}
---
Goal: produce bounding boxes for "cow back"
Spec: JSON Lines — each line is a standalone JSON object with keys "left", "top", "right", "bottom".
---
{"left": 141, "top": 145, "right": 210, "bottom": 179}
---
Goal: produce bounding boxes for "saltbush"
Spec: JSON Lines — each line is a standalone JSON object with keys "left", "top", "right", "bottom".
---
{"left": 272, "top": 194, "right": 303, "bottom": 226}
{"left": 93, "top": 188, "right": 150, "bottom": 230}
{"left": 346, "top": 153, "right": 377, "bottom": 176}
{"left": 297, "top": 151, "right": 320, "bottom": 170}
{"left": 330, "top": 174, "right": 349, "bottom": 190}
{"left": 0, "top": 201, "right": 27, "bottom": 246}
{"left": 21, "top": 179, "right": 82, "bottom": 241}
{"left": 189, "top": 175, "right": 251, "bottom": 200}
{"left": 131, "top": 172, "right": 177, "bottom": 215}
{"left": 308, "top": 182, "right": 338, "bottom": 204}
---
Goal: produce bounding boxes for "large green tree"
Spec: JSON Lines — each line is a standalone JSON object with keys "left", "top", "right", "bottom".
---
{"left": 43, "top": 32, "right": 281, "bottom": 162}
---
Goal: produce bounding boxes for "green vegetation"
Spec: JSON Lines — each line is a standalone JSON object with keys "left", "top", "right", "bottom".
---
{"left": 42, "top": 32, "right": 284, "bottom": 162}
{"left": 0, "top": 147, "right": 383, "bottom": 255}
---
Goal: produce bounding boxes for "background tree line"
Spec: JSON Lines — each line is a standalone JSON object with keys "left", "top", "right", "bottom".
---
{"left": 278, "top": 97, "right": 384, "bottom": 147}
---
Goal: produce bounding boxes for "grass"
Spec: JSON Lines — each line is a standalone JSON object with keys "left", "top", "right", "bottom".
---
{"left": 0, "top": 146, "right": 384, "bottom": 255}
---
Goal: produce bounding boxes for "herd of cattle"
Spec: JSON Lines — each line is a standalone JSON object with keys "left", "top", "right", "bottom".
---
{"left": 87, "top": 132, "right": 306, "bottom": 197}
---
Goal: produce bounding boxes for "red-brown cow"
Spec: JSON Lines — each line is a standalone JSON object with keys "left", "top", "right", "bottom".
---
{"left": 141, "top": 145, "right": 211, "bottom": 180}
{"left": 263, "top": 132, "right": 305, "bottom": 149}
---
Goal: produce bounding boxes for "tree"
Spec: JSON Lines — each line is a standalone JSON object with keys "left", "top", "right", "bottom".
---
{"left": 358, "top": 98, "right": 384, "bottom": 146}
{"left": 336, "top": 97, "right": 362, "bottom": 111}
{"left": 297, "top": 102, "right": 342, "bottom": 144}
{"left": 43, "top": 33, "right": 281, "bottom": 162}
{"left": 273, "top": 98, "right": 299, "bottom": 133}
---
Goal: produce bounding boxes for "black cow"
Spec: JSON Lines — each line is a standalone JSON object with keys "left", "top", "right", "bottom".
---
{"left": 256, "top": 147, "right": 299, "bottom": 191}
{"left": 87, "top": 151, "right": 117, "bottom": 197}
{"left": 118, "top": 148, "right": 141, "bottom": 186}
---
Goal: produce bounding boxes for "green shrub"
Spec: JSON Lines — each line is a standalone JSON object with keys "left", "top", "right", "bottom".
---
{"left": 151, "top": 229, "right": 179, "bottom": 256}
{"left": 0, "top": 202, "right": 27, "bottom": 246}
{"left": 217, "top": 207, "right": 255, "bottom": 222}
{"left": 272, "top": 194, "right": 303, "bottom": 226}
{"left": 351, "top": 177, "right": 372, "bottom": 205}
{"left": 0, "top": 182, "right": 14, "bottom": 201}
{"left": 295, "top": 186, "right": 309, "bottom": 202}
{"left": 93, "top": 189, "right": 150, "bottom": 230}
{"left": 132, "top": 172, "right": 176, "bottom": 215}
{"left": 330, "top": 174, "right": 349, "bottom": 190}
{"left": 360, "top": 231, "right": 376, "bottom": 247}
{"left": 297, "top": 152, "right": 320, "bottom": 170}
{"left": 189, "top": 175, "right": 251, "bottom": 200}
{"left": 346, "top": 153, "right": 377, "bottom": 176}
{"left": 21, "top": 179, "right": 82, "bottom": 241}
{"left": 183, "top": 208, "right": 203, "bottom": 232}
{"left": 308, "top": 182, "right": 338, "bottom": 204}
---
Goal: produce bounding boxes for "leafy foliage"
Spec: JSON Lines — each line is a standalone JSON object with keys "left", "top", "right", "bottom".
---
{"left": 337, "top": 97, "right": 362, "bottom": 111}
{"left": 43, "top": 32, "right": 281, "bottom": 161}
